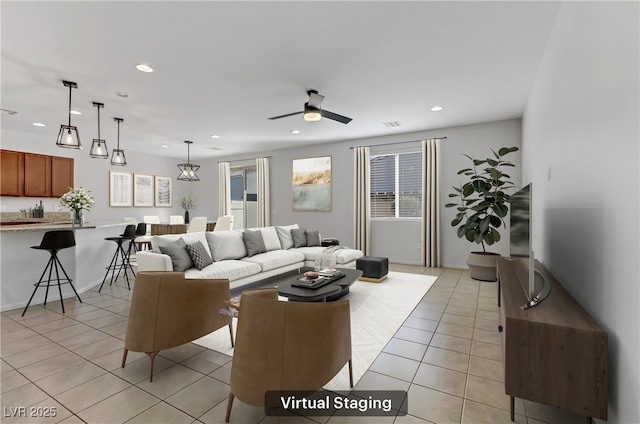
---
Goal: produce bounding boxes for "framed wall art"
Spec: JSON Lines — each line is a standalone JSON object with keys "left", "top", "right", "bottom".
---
{"left": 133, "top": 173, "right": 154, "bottom": 207}
{"left": 292, "top": 156, "right": 332, "bottom": 212}
{"left": 109, "top": 171, "right": 132, "bottom": 207}
{"left": 154, "top": 175, "right": 172, "bottom": 207}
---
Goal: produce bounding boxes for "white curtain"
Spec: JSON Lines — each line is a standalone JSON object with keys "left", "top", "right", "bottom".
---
{"left": 256, "top": 157, "right": 270, "bottom": 227}
{"left": 353, "top": 146, "right": 371, "bottom": 255}
{"left": 218, "top": 161, "right": 231, "bottom": 217}
{"left": 421, "top": 139, "right": 442, "bottom": 267}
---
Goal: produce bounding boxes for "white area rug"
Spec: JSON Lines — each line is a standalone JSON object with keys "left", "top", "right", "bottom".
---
{"left": 193, "top": 271, "right": 437, "bottom": 389}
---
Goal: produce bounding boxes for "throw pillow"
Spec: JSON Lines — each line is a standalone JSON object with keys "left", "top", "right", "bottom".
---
{"left": 185, "top": 240, "right": 213, "bottom": 270}
{"left": 260, "top": 227, "right": 282, "bottom": 251}
{"left": 159, "top": 238, "right": 193, "bottom": 271}
{"left": 206, "top": 230, "right": 247, "bottom": 262}
{"left": 291, "top": 228, "right": 307, "bottom": 248}
{"left": 275, "top": 224, "right": 298, "bottom": 250}
{"left": 306, "top": 230, "right": 321, "bottom": 246}
{"left": 243, "top": 229, "right": 267, "bottom": 257}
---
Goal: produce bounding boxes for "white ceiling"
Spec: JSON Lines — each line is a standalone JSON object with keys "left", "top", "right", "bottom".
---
{"left": 1, "top": 1, "right": 560, "bottom": 160}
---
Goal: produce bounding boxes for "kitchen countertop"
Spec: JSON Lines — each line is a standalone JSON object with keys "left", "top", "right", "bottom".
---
{"left": 0, "top": 221, "right": 126, "bottom": 232}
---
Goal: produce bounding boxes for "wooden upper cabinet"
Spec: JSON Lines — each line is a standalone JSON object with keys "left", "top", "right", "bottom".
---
{"left": 51, "top": 156, "right": 74, "bottom": 197}
{"left": 1, "top": 150, "right": 25, "bottom": 196}
{"left": 24, "top": 153, "right": 52, "bottom": 197}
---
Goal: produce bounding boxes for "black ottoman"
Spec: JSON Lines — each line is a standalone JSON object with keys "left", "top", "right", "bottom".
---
{"left": 356, "top": 256, "right": 389, "bottom": 283}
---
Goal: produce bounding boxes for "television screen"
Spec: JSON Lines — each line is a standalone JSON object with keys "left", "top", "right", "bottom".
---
{"left": 510, "top": 184, "right": 535, "bottom": 300}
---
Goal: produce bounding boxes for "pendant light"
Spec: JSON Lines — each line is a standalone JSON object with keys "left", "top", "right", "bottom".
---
{"left": 56, "top": 80, "right": 82, "bottom": 149}
{"left": 110, "top": 118, "right": 127, "bottom": 166}
{"left": 177, "top": 140, "right": 200, "bottom": 181}
{"left": 89, "top": 102, "right": 109, "bottom": 158}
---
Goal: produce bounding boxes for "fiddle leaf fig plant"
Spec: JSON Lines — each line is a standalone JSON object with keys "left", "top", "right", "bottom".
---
{"left": 445, "top": 146, "right": 519, "bottom": 252}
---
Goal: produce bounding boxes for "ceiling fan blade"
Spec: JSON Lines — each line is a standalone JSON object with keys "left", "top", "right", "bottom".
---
{"left": 268, "top": 111, "right": 304, "bottom": 120}
{"left": 308, "top": 92, "right": 324, "bottom": 109}
{"left": 321, "top": 109, "right": 352, "bottom": 124}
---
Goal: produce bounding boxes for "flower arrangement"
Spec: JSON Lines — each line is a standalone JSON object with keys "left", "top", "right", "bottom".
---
{"left": 177, "top": 190, "right": 198, "bottom": 210}
{"left": 59, "top": 187, "right": 95, "bottom": 212}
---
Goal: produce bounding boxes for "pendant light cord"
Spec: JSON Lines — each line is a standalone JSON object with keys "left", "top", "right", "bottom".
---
{"left": 67, "top": 85, "right": 72, "bottom": 127}
{"left": 97, "top": 105, "right": 101, "bottom": 139}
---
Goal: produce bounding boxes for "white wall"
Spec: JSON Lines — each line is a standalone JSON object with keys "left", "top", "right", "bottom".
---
{"left": 522, "top": 2, "right": 639, "bottom": 422}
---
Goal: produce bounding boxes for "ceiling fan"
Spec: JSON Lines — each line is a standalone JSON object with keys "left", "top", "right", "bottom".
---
{"left": 268, "top": 90, "right": 352, "bottom": 124}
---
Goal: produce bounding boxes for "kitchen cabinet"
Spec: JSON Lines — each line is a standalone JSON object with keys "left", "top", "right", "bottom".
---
{"left": 24, "top": 153, "right": 52, "bottom": 197}
{"left": 0, "top": 150, "right": 24, "bottom": 196}
{"left": 51, "top": 156, "right": 74, "bottom": 197}
{"left": 0, "top": 149, "right": 73, "bottom": 198}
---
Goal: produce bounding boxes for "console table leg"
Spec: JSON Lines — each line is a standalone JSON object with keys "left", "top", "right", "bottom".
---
{"left": 510, "top": 396, "right": 515, "bottom": 421}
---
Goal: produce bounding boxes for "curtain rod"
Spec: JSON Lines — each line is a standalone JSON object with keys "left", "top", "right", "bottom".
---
{"left": 218, "top": 155, "right": 271, "bottom": 164}
{"left": 349, "top": 137, "right": 447, "bottom": 150}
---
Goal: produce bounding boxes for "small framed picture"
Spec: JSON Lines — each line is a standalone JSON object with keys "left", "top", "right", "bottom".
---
{"left": 109, "top": 171, "right": 132, "bottom": 207}
{"left": 133, "top": 173, "right": 154, "bottom": 207}
{"left": 154, "top": 175, "right": 172, "bottom": 207}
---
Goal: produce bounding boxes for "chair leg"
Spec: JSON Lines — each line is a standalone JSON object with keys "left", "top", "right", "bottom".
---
{"left": 348, "top": 358, "right": 354, "bottom": 388}
{"left": 228, "top": 322, "right": 234, "bottom": 347}
{"left": 99, "top": 247, "right": 120, "bottom": 292}
{"left": 225, "top": 392, "right": 234, "bottom": 423}
{"left": 22, "top": 256, "right": 54, "bottom": 316}
{"left": 54, "top": 255, "right": 82, "bottom": 303}
{"left": 121, "top": 348, "right": 128, "bottom": 368}
{"left": 43, "top": 255, "right": 55, "bottom": 306}
{"left": 52, "top": 254, "right": 65, "bottom": 314}
{"left": 146, "top": 351, "right": 159, "bottom": 382}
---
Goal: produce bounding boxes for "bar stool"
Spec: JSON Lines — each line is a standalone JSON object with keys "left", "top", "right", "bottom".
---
{"left": 99, "top": 224, "right": 136, "bottom": 292}
{"left": 133, "top": 223, "right": 150, "bottom": 251}
{"left": 22, "top": 230, "right": 82, "bottom": 316}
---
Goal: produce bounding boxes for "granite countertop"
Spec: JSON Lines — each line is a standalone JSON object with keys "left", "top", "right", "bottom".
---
{"left": 0, "top": 213, "right": 127, "bottom": 232}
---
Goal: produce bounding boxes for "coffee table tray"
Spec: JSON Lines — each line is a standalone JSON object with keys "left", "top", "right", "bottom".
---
{"left": 292, "top": 273, "right": 345, "bottom": 289}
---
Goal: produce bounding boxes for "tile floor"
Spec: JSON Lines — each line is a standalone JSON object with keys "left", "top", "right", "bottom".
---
{"left": 0, "top": 264, "right": 586, "bottom": 424}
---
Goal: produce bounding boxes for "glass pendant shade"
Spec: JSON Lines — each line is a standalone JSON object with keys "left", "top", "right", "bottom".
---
{"left": 110, "top": 117, "right": 127, "bottom": 166}
{"left": 177, "top": 140, "right": 200, "bottom": 181}
{"left": 56, "top": 80, "right": 82, "bottom": 149}
{"left": 89, "top": 102, "right": 109, "bottom": 158}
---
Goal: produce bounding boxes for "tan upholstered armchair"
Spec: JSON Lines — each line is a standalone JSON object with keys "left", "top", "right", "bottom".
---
{"left": 122, "top": 271, "right": 233, "bottom": 382}
{"left": 225, "top": 288, "right": 352, "bottom": 422}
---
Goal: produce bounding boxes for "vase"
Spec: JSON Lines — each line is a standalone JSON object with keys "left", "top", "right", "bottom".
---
{"left": 184, "top": 210, "right": 190, "bottom": 224}
{"left": 72, "top": 209, "right": 84, "bottom": 226}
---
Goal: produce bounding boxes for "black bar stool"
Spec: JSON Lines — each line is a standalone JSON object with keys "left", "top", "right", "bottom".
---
{"left": 22, "top": 230, "right": 82, "bottom": 316}
{"left": 99, "top": 224, "right": 136, "bottom": 292}
{"left": 133, "top": 223, "right": 149, "bottom": 252}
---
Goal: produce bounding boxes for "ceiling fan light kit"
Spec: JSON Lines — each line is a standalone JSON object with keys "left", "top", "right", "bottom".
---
{"left": 56, "top": 80, "right": 82, "bottom": 149}
{"left": 177, "top": 140, "right": 200, "bottom": 181}
{"left": 269, "top": 89, "right": 352, "bottom": 124}
{"left": 110, "top": 117, "right": 127, "bottom": 166}
{"left": 89, "top": 102, "right": 109, "bottom": 159}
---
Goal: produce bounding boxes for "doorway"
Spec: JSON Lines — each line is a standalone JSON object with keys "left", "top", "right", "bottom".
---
{"left": 230, "top": 167, "right": 257, "bottom": 229}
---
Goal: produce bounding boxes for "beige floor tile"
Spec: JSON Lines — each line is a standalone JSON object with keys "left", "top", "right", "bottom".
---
{"left": 467, "top": 356, "right": 503, "bottom": 382}
{"left": 474, "top": 310, "right": 498, "bottom": 321}
{"left": 104, "top": 302, "right": 132, "bottom": 314}
{"left": 409, "top": 309, "right": 443, "bottom": 321}
{"left": 18, "top": 352, "right": 86, "bottom": 381}
{"left": 30, "top": 317, "right": 78, "bottom": 334}
{"left": 54, "top": 373, "right": 131, "bottom": 413}
{"left": 462, "top": 399, "right": 526, "bottom": 424}
{"left": 181, "top": 349, "right": 232, "bottom": 374}
{"left": 209, "top": 362, "right": 232, "bottom": 384}
{"left": 429, "top": 333, "right": 472, "bottom": 355}
{"left": 83, "top": 313, "right": 128, "bottom": 329}
{"left": 1, "top": 359, "right": 13, "bottom": 374}
{"left": 1, "top": 327, "right": 37, "bottom": 343}
{"left": 439, "top": 313, "right": 475, "bottom": 328}
{"left": 1, "top": 383, "right": 50, "bottom": 409}
{"left": 126, "top": 401, "right": 195, "bottom": 423}
{"left": 393, "top": 413, "right": 434, "bottom": 423}
{"left": 413, "top": 363, "right": 467, "bottom": 397}
{"left": 73, "top": 336, "right": 124, "bottom": 360}
{"left": 394, "top": 326, "right": 433, "bottom": 345}
{"left": 42, "top": 323, "right": 94, "bottom": 342}
{"left": 1, "top": 317, "right": 26, "bottom": 334}
{"left": 112, "top": 355, "right": 175, "bottom": 384}
{"left": 136, "top": 364, "right": 205, "bottom": 399}
{"left": 470, "top": 340, "right": 503, "bottom": 362}
{"left": 436, "top": 322, "right": 474, "bottom": 339}
{"left": 464, "top": 375, "right": 524, "bottom": 414}
{"left": 422, "top": 346, "right": 469, "bottom": 373}
{"left": 2, "top": 342, "right": 69, "bottom": 369}
{"left": 401, "top": 384, "right": 462, "bottom": 423}
{"left": 402, "top": 317, "right": 438, "bottom": 332}
{"left": 523, "top": 400, "right": 585, "bottom": 424}
{"left": 353, "top": 370, "right": 411, "bottom": 392}
{"left": 100, "top": 320, "right": 128, "bottom": 337}
{"left": 165, "top": 375, "right": 230, "bottom": 419}
{"left": 159, "top": 343, "right": 206, "bottom": 362}
{"left": 414, "top": 301, "right": 446, "bottom": 313}
{"left": 473, "top": 317, "right": 498, "bottom": 332}
{"left": 326, "top": 415, "right": 395, "bottom": 424}
{"left": 1, "top": 333, "right": 51, "bottom": 356}
{"left": 383, "top": 338, "right": 427, "bottom": 361}
{"left": 34, "top": 361, "right": 107, "bottom": 396}
{"left": 448, "top": 298, "right": 477, "bottom": 310}
{"left": 56, "top": 329, "right": 112, "bottom": 350}
{"left": 199, "top": 396, "right": 264, "bottom": 424}
{"left": 1, "top": 398, "right": 73, "bottom": 424}
{"left": 77, "top": 386, "right": 159, "bottom": 423}
{"left": 92, "top": 348, "right": 144, "bottom": 371}
{"left": 444, "top": 305, "right": 477, "bottom": 318}
{"left": 472, "top": 328, "right": 501, "bottom": 345}
{"left": 1, "top": 370, "right": 30, "bottom": 393}
{"left": 13, "top": 310, "right": 66, "bottom": 327}
{"left": 369, "top": 353, "right": 420, "bottom": 382}
{"left": 70, "top": 308, "right": 115, "bottom": 322}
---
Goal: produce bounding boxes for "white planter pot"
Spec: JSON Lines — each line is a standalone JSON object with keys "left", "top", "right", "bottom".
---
{"left": 466, "top": 252, "right": 500, "bottom": 281}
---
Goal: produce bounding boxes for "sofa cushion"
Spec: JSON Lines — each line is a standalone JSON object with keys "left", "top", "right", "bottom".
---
{"left": 185, "top": 241, "right": 214, "bottom": 270}
{"left": 241, "top": 250, "right": 305, "bottom": 272}
{"left": 206, "top": 230, "right": 247, "bottom": 261}
{"left": 291, "top": 228, "right": 307, "bottom": 248}
{"left": 151, "top": 232, "right": 211, "bottom": 257}
{"left": 306, "top": 230, "right": 321, "bottom": 246}
{"left": 259, "top": 227, "right": 282, "bottom": 251}
{"left": 159, "top": 238, "right": 194, "bottom": 271}
{"left": 243, "top": 229, "right": 267, "bottom": 257}
{"left": 275, "top": 224, "right": 298, "bottom": 250}
{"left": 184, "top": 260, "right": 261, "bottom": 281}
{"left": 292, "top": 246, "right": 364, "bottom": 264}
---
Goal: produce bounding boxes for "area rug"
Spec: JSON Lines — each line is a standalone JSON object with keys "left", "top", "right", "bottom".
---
{"left": 192, "top": 271, "right": 438, "bottom": 389}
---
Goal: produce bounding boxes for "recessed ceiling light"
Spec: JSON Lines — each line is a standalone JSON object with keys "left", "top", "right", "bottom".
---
{"left": 211, "top": 135, "right": 220, "bottom": 139}
{"left": 115, "top": 91, "right": 129, "bottom": 98}
{"left": 136, "top": 64, "right": 154, "bottom": 73}
{"left": 290, "top": 130, "right": 300, "bottom": 134}
{"left": 70, "top": 110, "right": 82, "bottom": 115}
{"left": 161, "top": 144, "right": 169, "bottom": 148}
{"left": 430, "top": 105, "right": 444, "bottom": 112}
{"left": 32, "top": 122, "right": 45, "bottom": 127}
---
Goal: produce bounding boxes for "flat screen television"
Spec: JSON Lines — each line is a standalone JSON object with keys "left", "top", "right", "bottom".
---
{"left": 509, "top": 183, "right": 549, "bottom": 309}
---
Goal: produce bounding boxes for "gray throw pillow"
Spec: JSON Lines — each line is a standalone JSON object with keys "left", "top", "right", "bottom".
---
{"left": 206, "top": 231, "right": 247, "bottom": 262}
{"left": 185, "top": 240, "right": 213, "bottom": 270}
{"left": 159, "top": 238, "right": 193, "bottom": 271}
{"left": 306, "top": 230, "right": 321, "bottom": 246}
{"left": 243, "top": 229, "right": 267, "bottom": 257}
{"left": 291, "top": 228, "right": 307, "bottom": 248}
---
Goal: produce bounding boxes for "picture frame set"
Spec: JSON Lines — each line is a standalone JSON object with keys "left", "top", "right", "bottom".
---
{"left": 109, "top": 171, "right": 172, "bottom": 207}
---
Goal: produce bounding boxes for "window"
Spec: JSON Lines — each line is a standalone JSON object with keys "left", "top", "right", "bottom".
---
{"left": 370, "top": 152, "right": 422, "bottom": 218}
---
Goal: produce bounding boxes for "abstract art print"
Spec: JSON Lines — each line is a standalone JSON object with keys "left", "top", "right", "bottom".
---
{"left": 292, "top": 156, "right": 332, "bottom": 212}
{"left": 109, "top": 171, "right": 132, "bottom": 207}
{"left": 133, "top": 174, "right": 153, "bottom": 207}
{"left": 154, "top": 175, "right": 172, "bottom": 207}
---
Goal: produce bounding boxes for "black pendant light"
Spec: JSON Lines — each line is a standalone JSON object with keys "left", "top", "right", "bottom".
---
{"left": 56, "top": 80, "right": 82, "bottom": 149}
{"left": 89, "top": 102, "right": 109, "bottom": 158}
{"left": 177, "top": 140, "right": 200, "bottom": 181}
{"left": 110, "top": 118, "right": 127, "bottom": 166}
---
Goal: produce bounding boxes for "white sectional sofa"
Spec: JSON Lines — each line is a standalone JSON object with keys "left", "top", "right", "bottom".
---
{"left": 135, "top": 224, "right": 363, "bottom": 290}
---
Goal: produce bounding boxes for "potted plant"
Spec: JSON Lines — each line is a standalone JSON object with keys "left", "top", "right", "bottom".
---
{"left": 445, "top": 146, "right": 519, "bottom": 281}
{"left": 176, "top": 190, "right": 198, "bottom": 224}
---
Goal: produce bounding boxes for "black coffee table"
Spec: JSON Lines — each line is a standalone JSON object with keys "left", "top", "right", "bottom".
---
{"left": 277, "top": 268, "right": 363, "bottom": 302}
